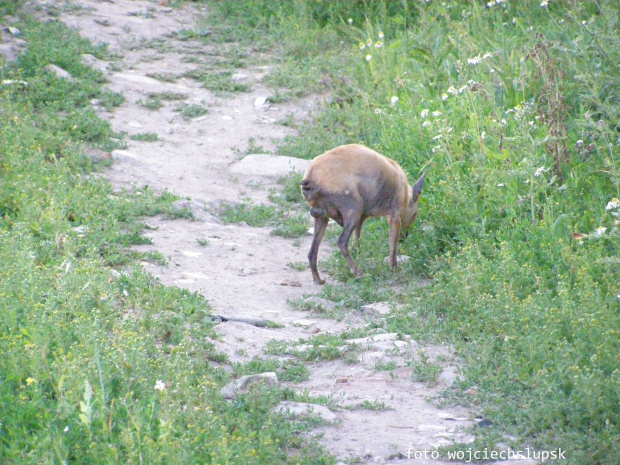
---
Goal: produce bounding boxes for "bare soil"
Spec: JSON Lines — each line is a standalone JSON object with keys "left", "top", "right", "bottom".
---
{"left": 26, "top": 1, "right": 487, "bottom": 463}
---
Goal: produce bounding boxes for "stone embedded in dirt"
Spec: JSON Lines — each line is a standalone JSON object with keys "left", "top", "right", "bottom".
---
{"left": 417, "top": 424, "right": 449, "bottom": 432}
{"left": 367, "top": 445, "right": 404, "bottom": 462}
{"left": 254, "top": 95, "right": 268, "bottom": 109}
{"left": 182, "top": 250, "right": 202, "bottom": 258}
{"left": 171, "top": 199, "right": 222, "bottom": 223}
{"left": 114, "top": 72, "right": 171, "bottom": 88}
{"left": 204, "top": 198, "right": 241, "bottom": 216}
{"left": 5, "top": 26, "right": 20, "bottom": 35}
{"left": 304, "top": 296, "right": 337, "bottom": 311}
{"left": 44, "top": 64, "right": 74, "bottom": 81}
{"left": 347, "top": 333, "right": 399, "bottom": 346}
{"left": 182, "top": 272, "right": 209, "bottom": 280}
{"left": 229, "top": 154, "right": 310, "bottom": 179}
{"left": 438, "top": 366, "right": 460, "bottom": 387}
{"left": 393, "top": 340, "right": 408, "bottom": 350}
{"left": 436, "top": 412, "right": 469, "bottom": 421}
{"left": 0, "top": 39, "right": 26, "bottom": 62}
{"left": 111, "top": 149, "right": 142, "bottom": 165}
{"left": 219, "top": 372, "right": 278, "bottom": 399}
{"left": 232, "top": 73, "right": 248, "bottom": 82}
{"left": 383, "top": 254, "right": 411, "bottom": 265}
{"left": 361, "top": 302, "right": 392, "bottom": 316}
{"left": 274, "top": 401, "right": 337, "bottom": 422}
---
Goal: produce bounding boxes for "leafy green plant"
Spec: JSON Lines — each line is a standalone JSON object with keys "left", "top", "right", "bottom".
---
{"left": 130, "top": 132, "right": 159, "bottom": 142}
{"left": 175, "top": 102, "right": 209, "bottom": 119}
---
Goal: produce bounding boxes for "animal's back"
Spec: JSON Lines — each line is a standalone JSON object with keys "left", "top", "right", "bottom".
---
{"left": 302, "top": 144, "right": 406, "bottom": 199}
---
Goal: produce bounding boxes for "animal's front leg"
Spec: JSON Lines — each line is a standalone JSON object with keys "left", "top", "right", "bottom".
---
{"left": 387, "top": 215, "right": 401, "bottom": 270}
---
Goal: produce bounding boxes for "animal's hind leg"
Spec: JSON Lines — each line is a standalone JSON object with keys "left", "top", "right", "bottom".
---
{"left": 308, "top": 216, "right": 329, "bottom": 284}
{"left": 354, "top": 214, "right": 368, "bottom": 243}
{"left": 337, "top": 210, "right": 363, "bottom": 277}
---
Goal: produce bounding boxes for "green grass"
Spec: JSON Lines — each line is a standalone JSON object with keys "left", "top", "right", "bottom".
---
{"left": 201, "top": 1, "right": 619, "bottom": 463}
{"left": 0, "top": 12, "right": 333, "bottom": 465}
{"left": 219, "top": 173, "right": 311, "bottom": 238}
{"left": 175, "top": 102, "right": 209, "bottom": 119}
{"left": 139, "top": 94, "right": 163, "bottom": 110}
{"left": 183, "top": 69, "right": 252, "bottom": 94}
{"left": 130, "top": 132, "right": 159, "bottom": 142}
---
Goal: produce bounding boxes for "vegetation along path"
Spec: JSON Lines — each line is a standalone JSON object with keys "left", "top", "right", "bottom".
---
{"left": 2, "top": 1, "right": 617, "bottom": 464}
{"left": 56, "top": 1, "right": 482, "bottom": 463}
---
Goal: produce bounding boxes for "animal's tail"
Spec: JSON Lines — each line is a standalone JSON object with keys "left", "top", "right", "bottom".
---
{"left": 300, "top": 179, "right": 318, "bottom": 199}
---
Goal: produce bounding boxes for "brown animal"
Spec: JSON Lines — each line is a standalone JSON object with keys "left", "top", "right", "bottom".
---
{"left": 300, "top": 144, "right": 425, "bottom": 284}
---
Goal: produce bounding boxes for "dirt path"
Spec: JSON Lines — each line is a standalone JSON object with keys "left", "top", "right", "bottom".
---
{"left": 37, "top": 1, "right": 487, "bottom": 463}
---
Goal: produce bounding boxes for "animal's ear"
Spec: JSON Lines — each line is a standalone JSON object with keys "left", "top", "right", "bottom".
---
{"left": 413, "top": 172, "right": 425, "bottom": 197}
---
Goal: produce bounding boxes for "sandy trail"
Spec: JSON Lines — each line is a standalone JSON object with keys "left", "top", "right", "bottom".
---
{"left": 35, "top": 1, "right": 486, "bottom": 463}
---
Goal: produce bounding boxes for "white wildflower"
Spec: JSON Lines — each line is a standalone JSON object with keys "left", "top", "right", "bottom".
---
{"left": 534, "top": 166, "right": 546, "bottom": 177}
{"left": 359, "top": 42, "right": 365, "bottom": 50}
{"left": 497, "top": 183, "right": 505, "bottom": 187}
{"left": 605, "top": 198, "right": 620, "bottom": 210}
{"left": 378, "top": 31, "right": 384, "bottom": 39}
{"left": 432, "top": 134, "right": 443, "bottom": 140}
{"left": 540, "top": 0, "right": 548, "bottom": 6}
{"left": 432, "top": 145, "right": 442, "bottom": 153}
{"left": 422, "top": 121, "right": 432, "bottom": 127}
{"left": 458, "top": 84, "right": 467, "bottom": 93}
{"left": 483, "top": 52, "right": 493, "bottom": 59}
{"left": 481, "top": 131, "right": 486, "bottom": 140}
{"left": 366, "top": 54, "right": 372, "bottom": 61}
{"left": 348, "top": 18, "right": 353, "bottom": 25}
{"left": 375, "top": 41, "right": 383, "bottom": 48}
{"left": 420, "top": 109, "right": 429, "bottom": 118}
{"left": 155, "top": 380, "right": 166, "bottom": 391}
{"left": 468, "top": 55, "right": 482, "bottom": 65}
{"left": 374, "top": 108, "right": 382, "bottom": 114}
{"left": 432, "top": 111, "right": 442, "bottom": 117}
{"left": 594, "top": 226, "right": 607, "bottom": 237}
{"left": 390, "top": 96, "right": 399, "bottom": 105}
{"left": 442, "top": 93, "right": 448, "bottom": 101}
{"left": 447, "top": 86, "right": 458, "bottom": 94}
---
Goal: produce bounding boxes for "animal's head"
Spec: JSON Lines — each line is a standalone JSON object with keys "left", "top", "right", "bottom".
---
{"left": 401, "top": 173, "right": 425, "bottom": 230}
